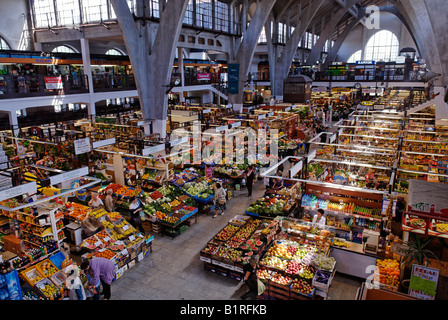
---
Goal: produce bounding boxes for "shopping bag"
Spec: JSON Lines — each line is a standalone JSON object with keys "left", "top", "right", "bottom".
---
{"left": 257, "top": 279, "right": 266, "bottom": 295}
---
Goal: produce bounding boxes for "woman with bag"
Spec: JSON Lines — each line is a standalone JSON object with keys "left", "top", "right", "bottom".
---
{"left": 129, "top": 197, "right": 145, "bottom": 234}
{"left": 213, "top": 183, "right": 227, "bottom": 218}
{"left": 241, "top": 256, "right": 263, "bottom": 300}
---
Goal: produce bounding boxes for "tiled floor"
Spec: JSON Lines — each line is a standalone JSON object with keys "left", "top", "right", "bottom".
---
{"left": 108, "top": 181, "right": 362, "bottom": 300}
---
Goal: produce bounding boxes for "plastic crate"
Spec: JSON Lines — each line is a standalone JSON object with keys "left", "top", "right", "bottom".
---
{"left": 36, "top": 259, "right": 59, "bottom": 278}
{"left": 49, "top": 251, "right": 66, "bottom": 270}
{"left": 49, "top": 271, "right": 67, "bottom": 289}
{"left": 20, "top": 266, "right": 45, "bottom": 286}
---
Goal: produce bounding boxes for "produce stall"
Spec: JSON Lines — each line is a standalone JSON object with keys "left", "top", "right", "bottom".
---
{"left": 256, "top": 217, "right": 337, "bottom": 300}
{"left": 200, "top": 216, "right": 280, "bottom": 281}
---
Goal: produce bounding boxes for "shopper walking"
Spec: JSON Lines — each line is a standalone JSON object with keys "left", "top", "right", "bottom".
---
{"left": 213, "top": 183, "right": 227, "bottom": 218}
{"left": 81, "top": 257, "right": 115, "bottom": 300}
{"left": 129, "top": 197, "right": 145, "bottom": 234}
{"left": 246, "top": 165, "right": 255, "bottom": 197}
{"left": 205, "top": 164, "right": 214, "bottom": 179}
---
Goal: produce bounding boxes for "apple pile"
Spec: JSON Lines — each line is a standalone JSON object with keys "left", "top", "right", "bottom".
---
{"left": 270, "top": 272, "right": 292, "bottom": 286}
{"left": 260, "top": 255, "right": 288, "bottom": 270}
{"left": 256, "top": 268, "right": 273, "bottom": 280}
{"left": 291, "top": 278, "right": 314, "bottom": 295}
{"left": 285, "top": 260, "right": 305, "bottom": 275}
{"left": 215, "top": 225, "right": 239, "bottom": 242}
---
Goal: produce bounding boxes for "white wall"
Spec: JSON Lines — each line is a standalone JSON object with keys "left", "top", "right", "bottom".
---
{"left": 337, "top": 12, "right": 418, "bottom": 63}
{"left": 0, "top": 0, "right": 31, "bottom": 50}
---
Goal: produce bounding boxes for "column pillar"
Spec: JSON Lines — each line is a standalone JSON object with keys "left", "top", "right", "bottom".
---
{"left": 152, "top": 119, "right": 167, "bottom": 139}
{"left": 8, "top": 111, "right": 19, "bottom": 137}
{"left": 178, "top": 47, "right": 185, "bottom": 103}
{"left": 80, "top": 38, "right": 96, "bottom": 120}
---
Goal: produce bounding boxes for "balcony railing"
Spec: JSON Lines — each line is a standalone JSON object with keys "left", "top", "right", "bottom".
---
{"left": 92, "top": 73, "right": 137, "bottom": 92}
{"left": 0, "top": 74, "right": 138, "bottom": 99}
{"left": 0, "top": 75, "right": 89, "bottom": 99}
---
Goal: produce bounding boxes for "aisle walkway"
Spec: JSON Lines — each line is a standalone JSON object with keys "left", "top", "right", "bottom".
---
{"left": 109, "top": 181, "right": 361, "bottom": 300}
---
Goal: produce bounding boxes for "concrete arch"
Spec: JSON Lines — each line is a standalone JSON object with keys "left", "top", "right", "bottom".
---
{"left": 50, "top": 44, "right": 79, "bottom": 53}
{"left": 305, "top": 0, "right": 361, "bottom": 66}
{"left": 323, "top": 5, "right": 422, "bottom": 68}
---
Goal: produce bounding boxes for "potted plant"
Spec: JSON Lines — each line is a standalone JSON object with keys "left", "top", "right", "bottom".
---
{"left": 400, "top": 234, "right": 439, "bottom": 291}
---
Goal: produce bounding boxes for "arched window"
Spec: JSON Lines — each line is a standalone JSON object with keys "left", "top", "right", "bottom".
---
{"left": 364, "top": 30, "right": 399, "bottom": 62}
{"left": 0, "top": 36, "right": 10, "bottom": 50}
{"left": 347, "top": 50, "right": 362, "bottom": 63}
{"left": 51, "top": 45, "right": 77, "bottom": 53}
{"left": 105, "top": 48, "right": 125, "bottom": 56}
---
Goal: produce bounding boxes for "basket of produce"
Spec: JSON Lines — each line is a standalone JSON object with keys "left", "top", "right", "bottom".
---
{"left": 290, "top": 278, "right": 315, "bottom": 299}
{"left": 36, "top": 259, "right": 59, "bottom": 278}
{"left": 49, "top": 270, "right": 67, "bottom": 289}
{"left": 312, "top": 269, "right": 334, "bottom": 291}
{"left": 35, "top": 278, "right": 62, "bottom": 300}
{"left": 21, "top": 266, "right": 45, "bottom": 286}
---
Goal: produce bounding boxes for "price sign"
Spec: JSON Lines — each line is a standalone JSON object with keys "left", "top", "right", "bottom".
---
{"left": 74, "top": 138, "right": 91, "bottom": 155}
{"left": 409, "top": 264, "right": 439, "bottom": 300}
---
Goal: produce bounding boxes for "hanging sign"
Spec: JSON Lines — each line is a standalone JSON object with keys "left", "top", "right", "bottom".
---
{"left": 0, "top": 181, "right": 37, "bottom": 202}
{"left": 92, "top": 138, "right": 116, "bottom": 149}
{"left": 409, "top": 264, "right": 439, "bottom": 300}
{"left": 197, "top": 73, "right": 211, "bottom": 81}
{"left": 289, "top": 160, "right": 303, "bottom": 178}
{"left": 44, "top": 76, "right": 63, "bottom": 90}
{"left": 142, "top": 144, "right": 166, "bottom": 156}
{"left": 228, "top": 64, "right": 240, "bottom": 94}
{"left": 49, "top": 167, "right": 89, "bottom": 186}
{"left": 74, "top": 138, "right": 91, "bottom": 155}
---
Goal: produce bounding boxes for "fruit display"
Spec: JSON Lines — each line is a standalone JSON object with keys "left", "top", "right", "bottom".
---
{"left": 333, "top": 238, "right": 351, "bottom": 248}
{"left": 81, "top": 234, "right": 101, "bottom": 250}
{"left": 375, "top": 258, "right": 400, "bottom": 289}
{"left": 94, "top": 249, "right": 116, "bottom": 260}
{"left": 107, "top": 211, "right": 122, "bottom": 222}
{"left": 66, "top": 202, "right": 91, "bottom": 220}
{"left": 269, "top": 271, "right": 292, "bottom": 286}
{"left": 163, "top": 215, "right": 180, "bottom": 225}
{"left": 285, "top": 260, "right": 305, "bottom": 275}
{"left": 90, "top": 207, "right": 108, "bottom": 219}
{"left": 256, "top": 268, "right": 273, "bottom": 281}
{"left": 21, "top": 267, "right": 45, "bottom": 285}
{"left": 246, "top": 194, "right": 289, "bottom": 216}
{"left": 214, "top": 224, "right": 239, "bottom": 242}
{"left": 291, "top": 278, "right": 314, "bottom": 296}
{"left": 226, "top": 219, "right": 262, "bottom": 249}
{"left": 267, "top": 242, "right": 293, "bottom": 259}
{"left": 260, "top": 255, "right": 288, "bottom": 270}
{"left": 36, "top": 280, "right": 61, "bottom": 300}
{"left": 36, "top": 260, "right": 58, "bottom": 277}
{"left": 313, "top": 254, "right": 336, "bottom": 271}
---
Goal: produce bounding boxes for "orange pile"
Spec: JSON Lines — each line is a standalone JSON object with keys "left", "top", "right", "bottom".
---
{"left": 375, "top": 259, "right": 400, "bottom": 289}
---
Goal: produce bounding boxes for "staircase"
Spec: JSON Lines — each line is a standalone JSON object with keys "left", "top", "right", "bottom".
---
{"left": 211, "top": 83, "right": 228, "bottom": 101}
{"left": 407, "top": 97, "right": 437, "bottom": 115}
